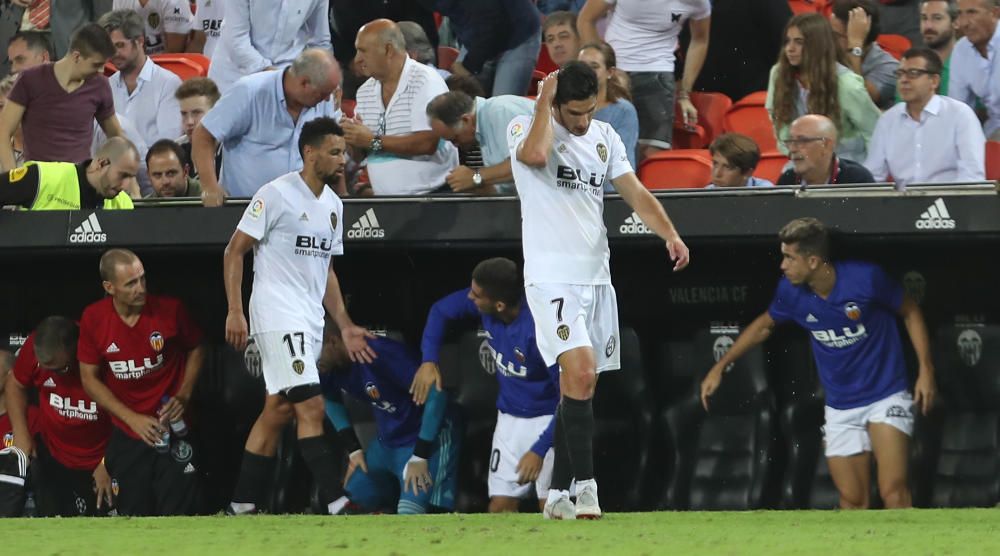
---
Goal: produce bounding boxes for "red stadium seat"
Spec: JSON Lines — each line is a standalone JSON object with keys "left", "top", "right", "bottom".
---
{"left": 671, "top": 122, "right": 708, "bottom": 149}
{"left": 150, "top": 53, "right": 210, "bottom": 80}
{"left": 526, "top": 69, "right": 546, "bottom": 96}
{"left": 876, "top": 34, "right": 911, "bottom": 60}
{"left": 689, "top": 91, "right": 733, "bottom": 144}
{"left": 535, "top": 43, "right": 558, "bottom": 74}
{"left": 986, "top": 141, "right": 1000, "bottom": 181}
{"left": 723, "top": 91, "right": 778, "bottom": 152}
{"left": 437, "top": 46, "right": 459, "bottom": 71}
{"left": 787, "top": 0, "right": 829, "bottom": 15}
{"left": 754, "top": 151, "right": 790, "bottom": 183}
{"left": 638, "top": 149, "right": 712, "bottom": 189}
{"left": 104, "top": 62, "right": 117, "bottom": 77}
{"left": 340, "top": 98, "right": 356, "bottom": 119}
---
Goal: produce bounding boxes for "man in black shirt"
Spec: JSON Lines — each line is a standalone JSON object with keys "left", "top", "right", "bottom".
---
{"left": 777, "top": 115, "right": 875, "bottom": 186}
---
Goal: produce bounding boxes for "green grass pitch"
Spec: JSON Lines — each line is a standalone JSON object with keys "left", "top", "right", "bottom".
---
{"left": 2, "top": 509, "right": 998, "bottom": 555}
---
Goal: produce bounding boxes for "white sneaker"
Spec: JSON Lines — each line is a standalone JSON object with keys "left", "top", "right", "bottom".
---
{"left": 574, "top": 479, "right": 602, "bottom": 519}
{"left": 543, "top": 490, "right": 576, "bottom": 520}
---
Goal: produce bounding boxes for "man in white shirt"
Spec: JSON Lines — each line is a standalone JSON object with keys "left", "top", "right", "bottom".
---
{"left": 189, "top": 0, "right": 224, "bottom": 57}
{"left": 343, "top": 19, "right": 458, "bottom": 196}
{"left": 949, "top": 0, "right": 1000, "bottom": 138}
{"left": 222, "top": 116, "right": 375, "bottom": 516}
{"left": 207, "top": 0, "right": 331, "bottom": 93}
{"left": 100, "top": 9, "right": 182, "bottom": 151}
{"left": 112, "top": 0, "right": 193, "bottom": 54}
{"left": 509, "top": 62, "right": 689, "bottom": 520}
{"left": 867, "top": 47, "right": 985, "bottom": 188}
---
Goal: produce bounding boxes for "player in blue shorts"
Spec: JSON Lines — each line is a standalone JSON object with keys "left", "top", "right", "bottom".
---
{"left": 701, "top": 217, "right": 937, "bottom": 509}
{"left": 412, "top": 257, "right": 561, "bottom": 513}
{"left": 318, "top": 322, "right": 460, "bottom": 514}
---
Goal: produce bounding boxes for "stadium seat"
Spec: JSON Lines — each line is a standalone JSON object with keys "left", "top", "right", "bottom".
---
{"left": 986, "top": 141, "right": 1000, "bottom": 181}
{"left": 638, "top": 149, "right": 712, "bottom": 189}
{"left": 787, "top": 0, "right": 829, "bottom": 15}
{"left": 671, "top": 122, "right": 708, "bottom": 150}
{"left": 341, "top": 98, "right": 356, "bottom": 119}
{"left": 876, "top": 34, "right": 911, "bottom": 61}
{"left": 437, "top": 46, "right": 459, "bottom": 71}
{"left": 526, "top": 70, "right": 546, "bottom": 97}
{"left": 722, "top": 91, "right": 778, "bottom": 152}
{"left": 103, "top": 62, "right": 117, "bottom": 77}
{"left": 689, "top": 92, "right": 733, "bottom": 145}
{"left": 150, "top": 53, "right": 211, "bottom": 80}
{"left": 661, "top": 326, "right": 777, "bottom": 510}
{"left": 534, "top": 44, "right": 558, "bottom": 75}
{"left": 754, "top": 151, "right": 790, "bottom": 183}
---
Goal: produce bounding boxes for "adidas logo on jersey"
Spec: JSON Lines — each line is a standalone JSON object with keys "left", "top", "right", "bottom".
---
{"left": 299, "top": 212, "right": 309, "bottom": 221}
{"left": 915, "top": 198, "right": 955, "bottom": 230}
{"left": 69, "top": 213, "right": 107, "bottom": 244}
{"left": 347, "top": 208, "right": 385, "bottom": 239}
{"left": 619, "top": 211, "right": 652, "bottom": 235}
{"left": 43, "top": 378, "right": 56, "bottom": 388}
{"left": 806, "top": 314, "right": 818, "bottom": 323}
{"left": 107, "top": 342, "right": 120, "bottom": 353}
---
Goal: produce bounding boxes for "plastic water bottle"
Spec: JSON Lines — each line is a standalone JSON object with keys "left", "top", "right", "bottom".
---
{"left": 161, "top": 395, "right": 188, "bottom": 438}
{"left": 153, "top": 427, "right": 171, "bottom": 454}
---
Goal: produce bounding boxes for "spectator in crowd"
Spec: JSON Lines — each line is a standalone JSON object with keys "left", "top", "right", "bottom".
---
{"left": 145, "top": 138, "right": 201, "bottom": 198}
{"left": 399, "top": 20, "right": 450, "bottom": 80}
{"left": 542, "top": 11, "right": 581, "bottom": 68}
{"left": 7, "top": 31, "right": 51, "bottom": 75}
{"left": 830, "top": 0, "right": 900, "bottom": 109}
{"left": 694, "top": 0, "right": 792, "bottom": 103}
{"left": 0, "top": 1, "right": 29, "bottom": 77}
{"left": 207, "top": 0, "right": 331, "bottom": 93}
{"left": 920, "top": 0, "right": 958, "bottom": 95}
{"left": 949, "top": 0, "right": 1000, "bottom": 139}
{"left": 174, "top": 77, "right": 220, "bottom": 179}
{"left": 777, "top": 114, "right": 875, "bottom": 186}
{"left": 578, "top": 0, "right": 712, "bottom": 159}
{"left": 346, "top": 20, "right": 458, "bottom": 195}
{"left": 767, "top": 14, "right": 880, "bottom": 165}
{"left": 49, "top": 0, "right": 111, "bottom": 59}
{"left": 79, "top": 248, "right": 205, "bottom": 517}
{"left": 90, "top": 111, "right": 147, "bottom": 198}
{"left": 319, "top": 325, "right": 461, "bottom": 515}
{"left": 446, "top": 73, "right": 487, "bottom": 98}
{"left": 0, "top": 23, "right": 123, "bottom": 171}
{"left": 193, "top": 48, "right": 339, "bottom": 206}
{"left": 0, "top": 136, "right": 137, "bottom": 210}
{"left": 436, "top": 0, "right": 542, "bottom": 97}
{"left": 5, "top": 316, "right": 114, "bottom": 517}
{"left": 0, "top": 75, "right": 23, "bottom": 168}
{"left": 427, "top": 90, "right": 534, "bottom": 194}
{"left": 189, "top": 0, "right": 224, "bottom": 57}
{"left": 329, "top": 0, "right": 438, "bottom": 71}
{"left": 865, "top": 48, "right": 985, "bottom": 187}
{"left": 578, "top": 41, "right": 638, "bottom": 174}
{"left": 111, "top": 0, "right": 192, "bottom": 54}
{"left": 101, "top": 9, "right": 182, "bottom": 151}
{"left": 706, "top": 133, "right": 774, "bottom": 188}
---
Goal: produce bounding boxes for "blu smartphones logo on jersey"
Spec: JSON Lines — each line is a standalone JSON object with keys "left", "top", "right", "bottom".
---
{"left": 479, "top": 340, "right": 528, "bottom": 378}
{"left": 48, "top": 394, "right": 100, "bottom": 421}
{"left": 556, "top": 165, "right": 605, "bottom": 192}
{"left": 108, "top": 355, "right": 165, "bottom": 379}
{"left": 811, "top": 324, "right": 868, "bottom": 348}
{"left": 294, "top": 235, "right": 335, "bottom": 258}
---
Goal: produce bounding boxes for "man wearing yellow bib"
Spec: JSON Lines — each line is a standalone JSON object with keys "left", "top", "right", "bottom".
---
{"left": 0, "top": 137, "right": 138, "bottom": 210}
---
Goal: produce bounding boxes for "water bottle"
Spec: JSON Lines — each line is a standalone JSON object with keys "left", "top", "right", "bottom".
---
{"left": 23, "top": 491, "right": 36, "bottom": 517}
{"left": 152, "top": 426, "right": 171, "bottom": 454}
{"left": 161, "top": 396, "right": 188, "bottom": 438}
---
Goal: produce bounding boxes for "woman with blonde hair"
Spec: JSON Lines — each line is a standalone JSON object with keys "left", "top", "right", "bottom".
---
{"left": 578, "top": 41, "right": 639, "bottom": 175}
{"left": 767, "top": 13, "right": 879, "bottom": 163}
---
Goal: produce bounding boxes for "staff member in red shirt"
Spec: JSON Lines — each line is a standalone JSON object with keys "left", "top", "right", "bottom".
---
{"left": 79, "top": 249, "right": 205, "bottom": 516}
{"left": 5, "top": 316, "right": 113, "bottom": 516}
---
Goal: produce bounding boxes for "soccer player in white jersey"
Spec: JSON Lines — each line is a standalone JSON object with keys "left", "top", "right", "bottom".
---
{"left": 222, "top": 117, "right": 376, "bottom": 515}
{"left": 508, "top": 61, "right": 690, "bottom": 519}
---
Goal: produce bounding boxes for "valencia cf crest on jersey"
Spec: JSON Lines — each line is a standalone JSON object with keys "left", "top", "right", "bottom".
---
{"left": 149, "top": 331, "right": 164, "bottom": 352}
{"left": 2, "top": 432, "right": 12, "bottom": 448}
{"left": 596, "top": 143, "right": 608, "bottom": 162}
{"left": 330, "top": 211, "right": 338, "bottom": 231}
{"left": 365, "top": 382, "right": 381, "bottom": 400}
{"left": 556, "top": 324, "right": 570, "bottom": 341}
{"left": 292, "top": 359, "right": 305, "bottom": 375}
{"left": 514, "top": 347, "right": 526, "bottom": 363}
{"left": 844, "top": 302, "right": 862, "bottom": 321}
{"left": 148, "top": 12, "right": 161, "bottom": 29}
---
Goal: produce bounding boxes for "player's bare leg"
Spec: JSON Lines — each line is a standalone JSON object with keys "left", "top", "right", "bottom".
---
{"left": 549, "top": 346, "right": 600, "bottom": 519}
{"left": 828, "top": 452, "right": 872, "bottom": 509}
{"left": 245, "top": 395, "right": 295, "bottom": 455}
{"left": 228, "top": 395, "right": 295, "bottom": 514}
{"left": 489, "top": 496, "right": 521, "bottom": 513}
{"left": 868, "top": 423, "right": 912, "bottom": 508}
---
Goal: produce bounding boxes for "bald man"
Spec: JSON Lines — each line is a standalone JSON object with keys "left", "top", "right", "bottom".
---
{"left": 0, "top": 136, "right": 137, "bottom": 210}
{"left": 193, "top": 48, "right": 341, "bottom": 206}
{"left": 343, "top": 19, "right": 458, "bottom": 196}
{"left": 777, "top": 115, "right": 875, "bottom": 186}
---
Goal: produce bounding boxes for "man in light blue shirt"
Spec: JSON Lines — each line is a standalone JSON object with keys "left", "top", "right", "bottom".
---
{"left": 426, "top": 90, "right": 535, "bottom": 194}
{"left": 948, "top": 0, "right": 1000, "bottom": 138}
{"left": 207, "top": 0, "right": 331, "bottom": 93}
{"left": 192, "top": 48, "right": 340, "bottom": 205}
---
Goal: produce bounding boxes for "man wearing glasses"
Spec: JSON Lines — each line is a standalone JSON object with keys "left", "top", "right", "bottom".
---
{"left": 865, "top": 47, "right": 985, "bottom": 188}
{"left": 777, "top": 114, "right": 875, "bottom": 186}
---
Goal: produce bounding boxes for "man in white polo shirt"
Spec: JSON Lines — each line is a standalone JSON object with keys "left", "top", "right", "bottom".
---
{"left": 342, "top": 19, "right": 458, "bottom": 196}
{"left": 866, "top": 47, "right": 985, "bottom": 188}
{"left": 112, "top": 0, "right": 193, "bottom": 54}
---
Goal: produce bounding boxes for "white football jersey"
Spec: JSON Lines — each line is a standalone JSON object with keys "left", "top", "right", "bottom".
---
{"left": 195, "top": 0, "right": 224, "bottom": 57}
{"left": 114, "top": 0, "right": 194, "bottom": 55}
{"left": 237, "top": 172, "right": 344, "bottom": 340}
{"left": 508, "top": 115, "right": 633, "bottom": 285}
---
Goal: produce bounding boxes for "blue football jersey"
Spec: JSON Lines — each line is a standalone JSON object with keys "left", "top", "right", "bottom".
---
{"left": 422, "top": 289, "right": 560, "bottom": 418}
{"left": 768, "top": 260, "right": 909, "bottom": 409}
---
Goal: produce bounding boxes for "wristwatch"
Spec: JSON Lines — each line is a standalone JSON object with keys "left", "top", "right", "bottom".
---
{"left": 849, "top": 46, "right": 864, "bottom": 57}
{"left": 369, "top": 134, "right": 383, "bottom": 153}
{"left": 472, "top": 169, "right": 483, "bottom": 186}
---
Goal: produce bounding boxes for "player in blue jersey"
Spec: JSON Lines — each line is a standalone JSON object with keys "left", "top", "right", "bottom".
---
{"left": 412, "top": 257, "right": 561, "bottom": 513}
{"left": 700, "top": 217, "right": 936, "bottom": 509}
{"left": 318, "top": 322, "right": 461, "bottom": 514}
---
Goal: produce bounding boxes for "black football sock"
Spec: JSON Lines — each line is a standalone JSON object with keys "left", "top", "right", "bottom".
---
{"left": 549, "top": 402, "right": 573, "bottom": 492}
{"left": 561, "top": 396, "right": 595, "bottom": 483}
{"left": 298, "top": 435, "right": 344, "bottom": 507}
{"left": 232, "top": 451, "right": 275, "bottom": 506}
